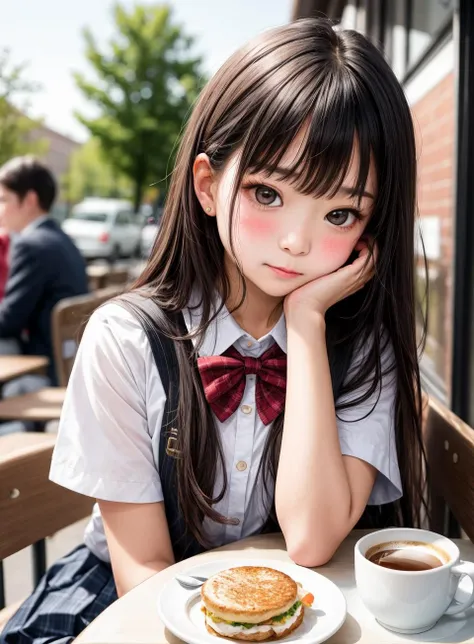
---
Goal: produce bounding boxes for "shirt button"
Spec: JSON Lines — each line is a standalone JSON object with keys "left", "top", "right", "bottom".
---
{"left": 236, "top": 460, "right": 247, "bottom": 472}
{"left": 241, "top": 404, "right": 253, "bottom": 414}
{"left": 246, "top": 340, "right": 253, "bottom": 348}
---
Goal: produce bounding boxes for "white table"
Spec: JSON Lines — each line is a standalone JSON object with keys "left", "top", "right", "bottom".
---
{"left": 76, "top": 531, "right": 474, "bottom": 643}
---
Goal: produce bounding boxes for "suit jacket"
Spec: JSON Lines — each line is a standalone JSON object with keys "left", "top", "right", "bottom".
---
{"left": 0, "top": 233, "right": 10, "bottom": 301}
{"left": 0, "top": 218, "right": 89, "bottom": 383}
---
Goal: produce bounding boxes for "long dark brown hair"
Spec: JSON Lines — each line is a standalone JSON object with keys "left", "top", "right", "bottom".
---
{"left": 132, "top": 18, "right": 427, "bottom": 545}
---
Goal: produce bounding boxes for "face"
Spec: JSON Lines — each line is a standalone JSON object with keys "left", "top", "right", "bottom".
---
{"left": 0, "top": 185, "right": 31, "bottom": 233}
{"left": 194, "top": 137, "right": 376, "bottom": 300}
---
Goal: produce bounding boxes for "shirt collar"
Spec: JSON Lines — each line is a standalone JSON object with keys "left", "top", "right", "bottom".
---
{"left": 182, "top": 290, "right": 287, "bottom": 356}
{"left": 21, "top": 215, "right": 49, "bottom": 236}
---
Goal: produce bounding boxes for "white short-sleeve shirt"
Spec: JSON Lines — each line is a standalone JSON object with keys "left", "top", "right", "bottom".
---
{"left": 50, "top": 298, "right": 401, "bottom": 562}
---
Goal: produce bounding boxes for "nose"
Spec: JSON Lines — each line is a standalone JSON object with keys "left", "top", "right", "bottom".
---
{"left": 279, "top": 229, "right": 311, "bottom": 256}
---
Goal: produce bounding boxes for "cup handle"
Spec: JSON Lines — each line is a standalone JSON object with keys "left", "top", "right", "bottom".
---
{"left": 445, "top": 561, "right": 474, "bottom": 616}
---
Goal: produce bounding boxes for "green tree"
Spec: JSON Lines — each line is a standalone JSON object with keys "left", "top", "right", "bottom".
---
{"left": 75, "top": 3, "right": 205, "bottom": 211}
{"left": 62, "top": 137, "right": 133, "bottom": 204}
{"left": 0, "top": 49, "right": 48, "bottom": 166}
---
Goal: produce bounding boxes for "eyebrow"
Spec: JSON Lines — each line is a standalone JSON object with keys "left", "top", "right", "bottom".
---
{"left": 261, "top": 166, "right": 375, "bottom": 200}
{"left": 338, "top": 185, "right": 375, "bottom": 200}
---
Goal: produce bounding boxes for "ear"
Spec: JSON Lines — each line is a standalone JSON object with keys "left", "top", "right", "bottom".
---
{"left": 23, "top": 189, "right": 40, "bottom": 211}
{"left": 193, "top": 153, "right": 217, "bottom": 217}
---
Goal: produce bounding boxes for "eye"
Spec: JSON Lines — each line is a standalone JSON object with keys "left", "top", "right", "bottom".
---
{"left": 253, "top": 185, "right": 282, "bottom": 207}
{"left": 326, "top": 209, "right": 361, "bottom": 228}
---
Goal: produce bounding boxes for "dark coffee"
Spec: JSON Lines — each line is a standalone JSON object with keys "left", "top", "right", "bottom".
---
{"left": 366, "top": 540, "right": 448, "bottom": 572}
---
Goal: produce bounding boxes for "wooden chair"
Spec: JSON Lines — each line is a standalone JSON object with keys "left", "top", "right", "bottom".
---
{"left": 0, "top": 286, "right": 122, "bottom": 422}
{"left": 52, "top": 286, "right": 123, "bottom": 387}
{"left": 0, "top": 433, "right": 93, "bottom": 625}
{"left": 424, "top": 396, "right": 474, "bottom": 542}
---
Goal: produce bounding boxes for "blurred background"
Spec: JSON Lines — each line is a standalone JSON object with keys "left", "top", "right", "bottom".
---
{"left": 1, "top": 0, "right": 470, "bottom": 418}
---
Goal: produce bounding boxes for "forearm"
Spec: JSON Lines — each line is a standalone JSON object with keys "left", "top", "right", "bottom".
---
{"left": 275, "top": 314, "right": 354, "bottom": 565}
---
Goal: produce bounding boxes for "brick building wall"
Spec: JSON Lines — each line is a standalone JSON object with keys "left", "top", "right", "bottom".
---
{"left": 411, "top": 72, "right": 455, "bottom": 393}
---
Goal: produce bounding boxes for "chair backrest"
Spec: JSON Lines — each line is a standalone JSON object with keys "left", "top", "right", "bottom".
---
{"left": 423, "top": 396, "right": 474, "bottom": 541}
{"left": 51, "top": 286, "right": 123, "bottom": 387}
{"left": 0, "top": 433, "right": 93, "bottom": 560}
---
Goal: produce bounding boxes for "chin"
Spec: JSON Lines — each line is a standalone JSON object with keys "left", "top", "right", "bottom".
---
{"left": 253, "top": 280, "right": 301, "bottom": 299}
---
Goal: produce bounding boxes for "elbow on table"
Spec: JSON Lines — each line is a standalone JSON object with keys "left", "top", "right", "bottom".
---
{"left": 288, "top": 546, "right": 335, "bottom": 568}
{"left": 285, "top": 534, "right": 340, "bottom": 568}
{"left": 278, "top": 509, "right": 353, "bottom": 568}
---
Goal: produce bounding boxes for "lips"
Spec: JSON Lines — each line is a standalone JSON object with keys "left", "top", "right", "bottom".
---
{"left": 266, "top": 264, "right": 303, "bottom": 278}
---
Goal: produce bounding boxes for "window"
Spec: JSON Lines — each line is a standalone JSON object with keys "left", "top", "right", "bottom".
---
{"left": 412, "top": 69, "right": 456, "bottom": 402}
{"left": 408, "top": 0, "right": 453, "bottom": 68}
{"left": 361, "top": 0, "right": 456, "bottom": 404}
{"left": 70, "top": 212, "right": 107, "bottom": 223}
{"left": 416, "top": 218, "right": 450, "bottom": 399}
{"left": 116, "top": 211, "right": 131, "bottom": 225}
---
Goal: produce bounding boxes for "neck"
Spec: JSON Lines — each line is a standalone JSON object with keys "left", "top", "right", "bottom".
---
{"left": 224, "top": 256, "right": 283, "bottom": 340}
{"left": 20, "top": 212, "right": 46, "bottom": 232}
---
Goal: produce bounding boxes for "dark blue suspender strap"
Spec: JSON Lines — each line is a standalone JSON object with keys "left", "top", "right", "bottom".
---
{"left": 116, "top": 293, "right": 205, "bottom": 560}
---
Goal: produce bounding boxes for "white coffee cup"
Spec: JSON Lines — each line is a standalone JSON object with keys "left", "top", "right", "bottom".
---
{"left": 354, "top": 528, "right": 474, "bottom": 634}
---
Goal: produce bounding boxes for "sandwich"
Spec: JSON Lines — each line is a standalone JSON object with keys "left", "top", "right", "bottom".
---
{"left": 201, "top": 566, "right": 314, "bottom": 641}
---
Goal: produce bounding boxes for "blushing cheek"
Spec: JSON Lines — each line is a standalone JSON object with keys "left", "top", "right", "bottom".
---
{"left": 239, "top": 213, "right": 276, "bottom": 237}
{"left": 320, "top": 236, "right": 357, "bottom": 267}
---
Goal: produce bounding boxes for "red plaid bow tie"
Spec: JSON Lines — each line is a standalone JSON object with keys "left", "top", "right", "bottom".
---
{"left": 197, "top": 343, "right": 287, "bottom": 425}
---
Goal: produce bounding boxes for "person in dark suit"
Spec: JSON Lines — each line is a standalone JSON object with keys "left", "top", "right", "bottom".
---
{"left": 0, "top": 156, "right": 88, "bottom": 385}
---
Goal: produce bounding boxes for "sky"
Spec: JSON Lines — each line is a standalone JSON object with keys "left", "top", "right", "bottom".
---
{"left": 1, "top": 0, "right": 292, "bottom": 142}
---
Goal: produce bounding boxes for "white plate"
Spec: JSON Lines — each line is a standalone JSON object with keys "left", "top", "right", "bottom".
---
{"left": 157, "top": 558, "right": 347, "bottom": 644}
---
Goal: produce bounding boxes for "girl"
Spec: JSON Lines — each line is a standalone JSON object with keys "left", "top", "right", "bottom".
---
{"left": 1, "top": 17, "right": 426, "bottom": 644}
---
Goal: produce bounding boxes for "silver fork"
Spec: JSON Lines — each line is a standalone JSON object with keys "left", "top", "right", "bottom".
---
{"left": 175, "top": 574, "right": 208, "bottom": 590}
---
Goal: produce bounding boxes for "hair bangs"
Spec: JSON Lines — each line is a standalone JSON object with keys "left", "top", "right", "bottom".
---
{"left": 240, "top": 67, "right": 376, "bottom": 206}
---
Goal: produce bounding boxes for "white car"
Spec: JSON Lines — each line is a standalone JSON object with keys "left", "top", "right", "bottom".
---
{"left": 140, "top": 217, "right": 160, "bottom": 258}
{"left": 62, "top": 198, "right": 142, "bottom": 262}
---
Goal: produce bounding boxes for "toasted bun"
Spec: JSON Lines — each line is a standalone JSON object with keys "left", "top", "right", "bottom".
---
{"left": 205, "top": 606, "right": 305, "bottom": 641}
{"left": 201, "top": 566, "right": 298, "bottom": 623}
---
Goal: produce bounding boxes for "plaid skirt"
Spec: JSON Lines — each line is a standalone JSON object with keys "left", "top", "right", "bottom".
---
{"left": 0, "top": 544, "right": 117, "bottom": 644}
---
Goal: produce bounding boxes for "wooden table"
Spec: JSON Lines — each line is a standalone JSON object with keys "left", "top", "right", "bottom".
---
{"left": 0, "top": 356, "right": 48, "bottom": 384}
{"left": 76, "top": 531, "right": 474, "bottom": 643}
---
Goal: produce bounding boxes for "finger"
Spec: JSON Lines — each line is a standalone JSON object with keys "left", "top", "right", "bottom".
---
{"left": 330, "top": 259, "right": 370, "bottom": 294}
{"left": 355, "top": 237, "right": 377, "bottom": 262}
{"left": 353, "top": 250, "right": 374, "bottom": 275}
{"left": 333, "top": 242, "right": 376, "bottom": 282}
{"left": 351, "top": 255, "right": 375, "bottom": 289}
{"left": 354, "top": 234, "right": 372, "bottom": 252}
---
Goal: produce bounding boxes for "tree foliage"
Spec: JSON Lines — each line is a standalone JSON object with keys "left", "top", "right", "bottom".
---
{"left": 75, "top": 3, "right": 205, "bottom": 211}
{"left": 62, "top": 137, "right": 133, "bottom": 204}
{"left": 0, "top": 49, "right": 48, "bottom": 166}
